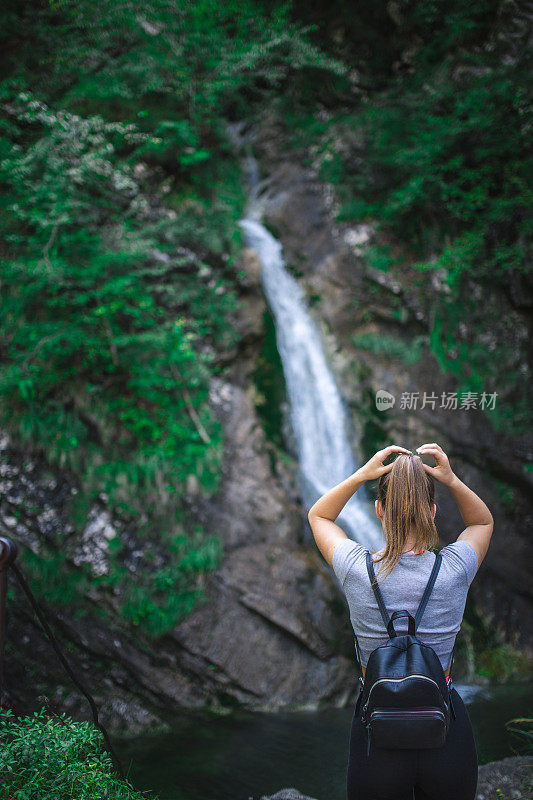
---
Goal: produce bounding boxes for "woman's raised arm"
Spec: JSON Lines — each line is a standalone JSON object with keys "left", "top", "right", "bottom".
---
{"left": 416, "top": 443, "right": 493, "bottom": 568}
{"left": 308, "top": 445, "right": 411, "bottom": 567}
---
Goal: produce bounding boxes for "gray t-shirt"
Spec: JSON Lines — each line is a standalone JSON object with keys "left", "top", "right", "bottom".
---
{"left": 332, "top": 539, "right": 479, "bottom": 672}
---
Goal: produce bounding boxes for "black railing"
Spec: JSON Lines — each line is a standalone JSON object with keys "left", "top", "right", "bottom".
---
{"left": 0, "top": 536, "right": 128, "bottom": 782}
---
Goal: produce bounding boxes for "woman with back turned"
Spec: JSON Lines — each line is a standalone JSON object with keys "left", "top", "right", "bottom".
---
{"left": 308, "top": 442, "right": 493, "bottom": 800}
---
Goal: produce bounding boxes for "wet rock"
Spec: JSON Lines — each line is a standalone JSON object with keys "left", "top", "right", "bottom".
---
{"left": 261, "top": 792, "right": 319, "bottom": 800}
{"left": 476, "top": 756, "right": 532, "bottom": 799}
{"left": 171, "top": 542, "right": 355, "bottom": 709}
{"left": 71, "top": 507, "right": 117, "bottom": 576}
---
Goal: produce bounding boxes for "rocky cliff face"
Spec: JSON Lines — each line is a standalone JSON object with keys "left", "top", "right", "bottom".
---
{"left": 1, "top": 110, "right": 531, "bottom": 736}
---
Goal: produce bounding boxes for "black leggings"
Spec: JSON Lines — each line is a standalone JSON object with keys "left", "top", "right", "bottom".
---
{"left": 346, "top": 686, "right": 478, "bottom": 800}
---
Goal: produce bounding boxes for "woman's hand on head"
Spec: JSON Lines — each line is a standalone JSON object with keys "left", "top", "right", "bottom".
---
{"left": 357, "top": 445, "right": 412, "bottom": 481}
{"left": 416, "top": 443, "right": 455, "bottom": 485}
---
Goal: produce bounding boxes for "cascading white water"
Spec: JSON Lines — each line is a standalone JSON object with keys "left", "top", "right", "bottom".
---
{"left": 237, "top": 153, "right": 384, "bottom": 550}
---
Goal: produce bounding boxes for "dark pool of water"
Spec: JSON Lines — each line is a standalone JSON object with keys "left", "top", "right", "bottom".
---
{"left": 118, "top": 683, "right": 532, "bottom": 800}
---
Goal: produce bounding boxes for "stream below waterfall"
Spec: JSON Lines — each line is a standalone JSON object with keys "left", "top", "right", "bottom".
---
{"left": 118, "top": 683, "right": 532, "bottom": 800}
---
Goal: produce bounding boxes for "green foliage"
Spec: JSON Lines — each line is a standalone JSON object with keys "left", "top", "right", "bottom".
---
{"left": 0, "top": 0, "right": 348, "bottom": 637}
{"left": 427, "top": 292, "right": 530, "bottom": 434}
{"left": 19, "top": 548, "right": 91, "bottom": 613}
{"left": 0, "top": 94, "right": 234, "bottom": 504}
{"left": 477, "top": 643, "right": 532, "bottom": 684}
{"left": 351, "top": 332, "right": 428, "bottom": 366}
{"left": 352, "top": 61, "right": 530, "bottom": 272}
{"left": 100, "top": 529, "right": 222, "bottom": 637}
{"left": 505, "top": 717, "right": 533, "bottom": 755}
{"left": 504, "top": 717, "right": 533, "bottom": 799}
{"left": 493, "top": 479, "right": 516, "bottom": 511}
{"left": 365, "top": 244, "right": 395, "bottom": 273}
{"left": 0, "top": 707, "right": 154, "bottom": 800}
{"left": 0, "top": 92, "right": 233, "bottom": 632}
{"left": 303, "top": 0, "right": 531, "bottom": 437}
{"left": 463, "top": 594, "right": 533, "bottom": 683}
{"left": 250, "top": 309, "right": 289, "bottom": 451}
{"left": 1, "top": 0, "right": 345, "bottom": 175}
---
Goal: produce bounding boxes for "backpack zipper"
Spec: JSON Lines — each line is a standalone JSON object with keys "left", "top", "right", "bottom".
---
{"left": 362, "top": 675, "right": 443, "bottom": 719}
{"left": 370, "top": 709, "right": 446, "bottom": 720}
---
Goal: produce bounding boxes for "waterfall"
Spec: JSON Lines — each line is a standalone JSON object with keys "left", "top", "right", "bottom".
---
{"left": 234, "top": 138, "right": 384, "bottom": 550}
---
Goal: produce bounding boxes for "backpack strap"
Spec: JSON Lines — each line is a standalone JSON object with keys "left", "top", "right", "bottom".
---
{"left": 414, "top": 552, "right": 442, "bottom": 632}
{"left": 367, "top": 550, "right": 443, "bottom": 637}
{"left": 354, "top": 633, "right": 365, "bottom": 690}
{"left": 366, "top": 551, "right": 391, "bottom": 632}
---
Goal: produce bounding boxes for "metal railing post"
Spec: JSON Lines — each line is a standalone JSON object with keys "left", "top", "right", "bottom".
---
{"left": 0, "top": 537, "right": 18, "bottom": 706}
{"left": 0, "top": 536, "right": 126, "bottom": 779}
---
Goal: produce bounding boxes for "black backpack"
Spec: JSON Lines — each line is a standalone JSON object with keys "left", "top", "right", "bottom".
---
{"left": 356, "top": 550, "right": 457, "bottom": 756}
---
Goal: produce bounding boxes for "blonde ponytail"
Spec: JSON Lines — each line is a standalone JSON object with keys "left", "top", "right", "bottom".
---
{"left": 372, "top": 454, "right": 438, "bottom": 585}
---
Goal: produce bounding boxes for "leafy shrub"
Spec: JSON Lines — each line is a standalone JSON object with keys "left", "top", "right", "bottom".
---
{"left": 0, "top": 707, "right": 155, "bottom": 800}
